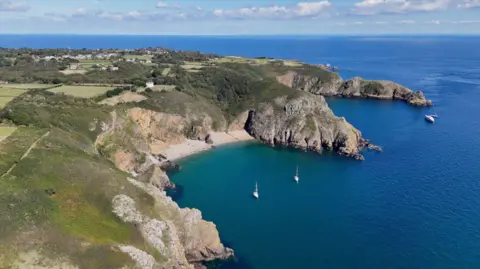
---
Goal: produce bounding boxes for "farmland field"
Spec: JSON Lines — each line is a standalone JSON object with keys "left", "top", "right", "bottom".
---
{"left": 0, "top": 87, "right": 27, "bottom": 108}
{"left": 0, "top": 127, "right": 17, "bottom": 141}
{"left": 0, "top": 84, "right": 54, "bottom": 90}
{"left": 48, "top": 85, "right": 114, "bottom": 98}
{"left": 124, "top": 55, "right": 153, "bottom": 60}
{"left": 78, "top": 60, "right": 112, "bottom": 65}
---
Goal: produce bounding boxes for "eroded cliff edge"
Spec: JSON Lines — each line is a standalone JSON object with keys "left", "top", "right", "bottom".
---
{"left": 277, "top": 70, "right": 433, "bottom": 106}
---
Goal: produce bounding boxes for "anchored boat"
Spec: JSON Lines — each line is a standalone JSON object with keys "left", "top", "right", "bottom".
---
{"left": 253, "top": 182, "right": 259, "bottom": 199}
{"left": 294, "top": 166, "right": 299, "bottom": 183}
{"left": 425, "top": 113, "right": 438, "bottom": 124}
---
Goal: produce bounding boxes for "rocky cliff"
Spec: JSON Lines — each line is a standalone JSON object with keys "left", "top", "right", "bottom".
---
{"left": 245, "top": 93, "right": 366, "bottom": 160}
{"left": 277, "top": 71, "right": 432, "bottom": 106}
{"left": 95, "top": 109, "right": 234, "bottom": 268}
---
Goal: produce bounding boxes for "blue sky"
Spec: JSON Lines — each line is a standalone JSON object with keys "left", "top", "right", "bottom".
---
{"left": 0, "top": 0, "right": 479, "bottom": 35}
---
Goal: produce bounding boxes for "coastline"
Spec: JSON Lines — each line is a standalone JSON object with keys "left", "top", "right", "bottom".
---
{"left": 161, "top": 130, "right": 255, "bottom": 161}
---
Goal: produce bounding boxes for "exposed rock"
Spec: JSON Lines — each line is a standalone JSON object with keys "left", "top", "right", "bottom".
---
{"left": 125, "top": 178, "right": 234, "bottom": 263}
{"left": 277, "top": 71, "right": 432, "bottom": 106}
{"left": 245, "top": 93, "right": 365, "bottom": 160}
{"left": 160, "top": 160, "right": 182, "bottom": 172}
{"left": 137, "top": 165, "right": 175, "bottom": 190}
{"left": 99, "top": 91, "right": 148, "bottom": 106}
{"left": 112, "top": 194, "right": 192, "bottom": 269}
{"left": 128, "top": 108, "right": 214, "bottom": 155}
{"left": 118, "top": 246, "right": 157, "bottom": 269}
{"left": 205, "top": 134, "right": 214, "bottom": 144}
{"left": 227, "top": 111, "right": 250, "bottom": 132}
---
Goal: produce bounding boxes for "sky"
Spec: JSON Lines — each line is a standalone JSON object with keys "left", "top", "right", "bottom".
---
{"left": 0, "top": 0, "right": 479, "bottom": 35}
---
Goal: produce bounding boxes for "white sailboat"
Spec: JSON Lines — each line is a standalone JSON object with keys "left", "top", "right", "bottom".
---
{"left": 294, "top": 166, "right": 299, "bottom": 183}
{"left": 253, "top": 182, "right": 259, "bottom": 199}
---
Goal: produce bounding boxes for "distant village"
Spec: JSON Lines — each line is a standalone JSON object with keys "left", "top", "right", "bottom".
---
{"left": 30, "top": 47, "right": 170, "bottom": 73}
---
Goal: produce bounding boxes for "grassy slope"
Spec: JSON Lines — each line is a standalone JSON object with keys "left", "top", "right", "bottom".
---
{"left": 49, "top": 85, "right": 114, "bottom": 98}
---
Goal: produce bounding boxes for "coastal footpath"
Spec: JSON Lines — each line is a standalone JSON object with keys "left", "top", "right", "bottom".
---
{"left": 0, "top": 48, "right": 431, "bottom": 268}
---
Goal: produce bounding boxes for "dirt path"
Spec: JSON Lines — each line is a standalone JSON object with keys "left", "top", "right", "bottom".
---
{"left": 0, "top": 131, "right": 50, "bottom": 178}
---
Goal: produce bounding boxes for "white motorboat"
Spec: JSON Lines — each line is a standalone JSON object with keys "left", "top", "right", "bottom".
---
{"left": 425, "top": 115, "right": 435, "bottom": 123}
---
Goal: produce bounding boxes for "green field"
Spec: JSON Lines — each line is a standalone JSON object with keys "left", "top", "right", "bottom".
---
{"left": 153, "top": 85, "right": 176, "bottom": 92}
{"left": 181, "top": 62, "right": 205, "bottom": 71}
{"left": 124, "top": 55, "right": 153, "bottom": 60}
{"left": 0, "top": 84, "right": 53, "bottom": 90}
{"left": 77, "top": 60, "right": 113, "bottom": 70}
{"left": 49, "top": 85, "right": 114, "bottom": 98}
{"left": 78, "top": 60, "right": 112, "bottom": 65}
{"left": 0, "top": 87, "right": 27, "bottom": 108}
{"left": 0, "top": 127, "right": 17, "bottom": 138}
{"left": 161, "top": 68, "right": 171, "bottom": 76}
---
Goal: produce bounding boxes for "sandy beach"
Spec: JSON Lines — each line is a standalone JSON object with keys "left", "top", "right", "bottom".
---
{"left": 161, "top": 130, "right": 254, "bottom": 161}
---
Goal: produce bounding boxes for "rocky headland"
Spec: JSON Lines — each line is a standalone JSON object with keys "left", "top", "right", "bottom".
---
{"left": 0, "top": 49, "right": 430, "bottom": 269}
{"left": 277, "top": 71, "right": 432, "bottom": 106}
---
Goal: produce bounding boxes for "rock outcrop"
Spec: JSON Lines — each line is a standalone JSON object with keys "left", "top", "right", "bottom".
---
{"left": 245, "top": 93, "right": 365, "bottom": 160}
{"left": 277, "top": 71, "right": 432, "bottom": 106}
{"left": 121, "top": 178, "right": 234, "bottom": 266}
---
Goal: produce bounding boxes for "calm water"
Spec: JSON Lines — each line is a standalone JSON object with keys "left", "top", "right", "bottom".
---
{"left": 4, "top": 35, "right": 480, "bottom": 269}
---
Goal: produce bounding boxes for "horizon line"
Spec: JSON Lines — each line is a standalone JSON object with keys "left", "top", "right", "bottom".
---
{"left": 0, "top": 33, "right": 479, "bottom": 37}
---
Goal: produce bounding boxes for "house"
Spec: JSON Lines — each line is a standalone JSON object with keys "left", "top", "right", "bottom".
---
{"left": 146, "top": 81, "right": 154, "bottom": 88}
{"left": 0, "top": 81, "right": 8, "bottom": 85}
{"left": 110, "top": 66, "right": 119, "bottom": 71}
{"left": 101, "top": 66, "right": 107, "bottom": 71}
{"left": 145, "top": 60, "right": 152, "bottom": 64}
{"left": 69, "top": 64, "right": 78, "bottom": 70}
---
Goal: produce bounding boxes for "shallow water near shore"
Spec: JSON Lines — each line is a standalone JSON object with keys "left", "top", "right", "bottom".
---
{"left": 167, "top": 37, "right": 480, "bottom": 269}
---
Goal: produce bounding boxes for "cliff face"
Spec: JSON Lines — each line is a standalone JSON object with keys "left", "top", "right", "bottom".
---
{"left": 277, "top": 71, "right": 432, "bottom": 106}
{"left": 245, "top": 93, "right": 365, "bottom": 160}
{"left": 95, "top": 109, "right": 234, "bottom": 268}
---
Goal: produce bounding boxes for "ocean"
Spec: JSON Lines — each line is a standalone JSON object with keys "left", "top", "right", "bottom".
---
{"left": 3, "top": 35, "right": 480, "bottom": 269}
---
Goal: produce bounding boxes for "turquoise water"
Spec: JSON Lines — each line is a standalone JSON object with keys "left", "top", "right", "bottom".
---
{"left": 168, "top": 37, "right": 480, "bottom": 269}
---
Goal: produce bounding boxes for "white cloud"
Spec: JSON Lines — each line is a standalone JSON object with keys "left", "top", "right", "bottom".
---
{"left": 0, "top": 0, "right": 30, "bottom": 12}
{"left": 375, "top": 21, "right": 389, "bottom": 24}
{"left": 351, "top": 0, "right": 452, "bottom": 15}
{"left": 452, "top": 20, "right": 480, "bottom": 23}
{"left": 213, "top": 1, "right": 332, "bottom": 19}
{"left": 354, "top": 21, "right": 364, "bottom": 24}
{"left": 72, "top": 8, "right": 89, "bottom": 16}
{"left": 156, "top": 1, "right": 169, "bottom": 8}
{"left": 126, "top": 11, "right": 141, "bottom": 19}
{"left": 295, "top": 1, "right": 332, "bottom": 16}
{"left": 397, "top": 19, "right": 416, "bottom": 23}
{"left": 457, "top": 0, "right": 480, "bottom": 8}
{"left": 427, "top": 19, "right": 441, "bottom": 24}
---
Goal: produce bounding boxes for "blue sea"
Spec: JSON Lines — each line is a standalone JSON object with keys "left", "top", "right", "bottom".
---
{"left": 3, "top": 35, "right": 480, "bottom": 269}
